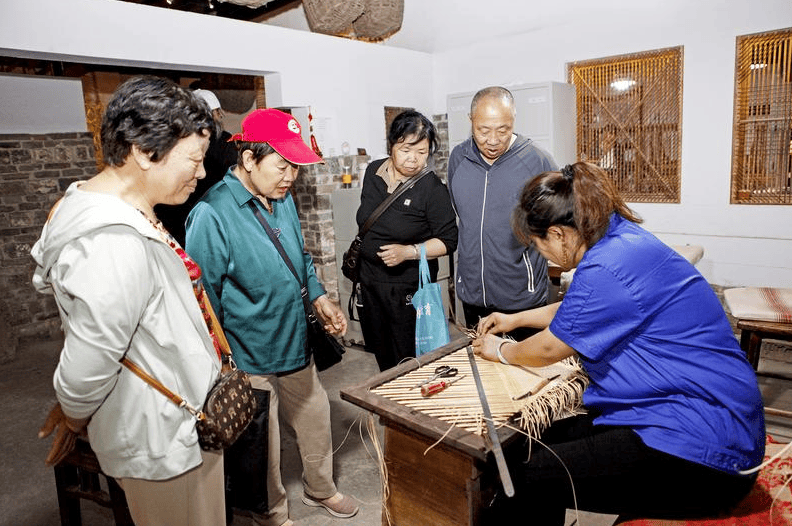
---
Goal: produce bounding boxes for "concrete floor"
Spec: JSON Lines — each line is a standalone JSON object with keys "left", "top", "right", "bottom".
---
{"left": 1, "top": 336, "right": 790, "bottom": 526}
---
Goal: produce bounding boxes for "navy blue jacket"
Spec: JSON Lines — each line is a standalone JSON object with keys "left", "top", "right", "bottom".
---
{"left": 448, "top": 135, "right": 557, "bottom": 310}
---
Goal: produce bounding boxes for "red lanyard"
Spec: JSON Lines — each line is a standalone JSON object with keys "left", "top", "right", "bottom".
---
{"left": 146, "top": 217, "right": 223, "bottom": 362}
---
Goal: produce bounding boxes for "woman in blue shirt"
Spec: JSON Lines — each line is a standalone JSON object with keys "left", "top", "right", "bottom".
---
{"left": 473, "top": 162, "right": 765, "bottom": 524}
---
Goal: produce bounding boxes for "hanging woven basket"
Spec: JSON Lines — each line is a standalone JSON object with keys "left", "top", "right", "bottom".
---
{"left": 302, "top": 0, "right": 365, "bottom": 36}
{"left": 216, "top": 0, "right": 272, "bottom": 7}
{"left": 353, "top": 0, "right": 404, "bottom": 40}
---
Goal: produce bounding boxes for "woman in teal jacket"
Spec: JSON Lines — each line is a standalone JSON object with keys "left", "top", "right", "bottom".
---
{"left": 186, "top": 109, "right": 358, "bottom": 526}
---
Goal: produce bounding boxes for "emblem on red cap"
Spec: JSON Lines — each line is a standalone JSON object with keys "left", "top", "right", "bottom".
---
{"left": 288, "top": 119, "right": 300, "bottom": 135}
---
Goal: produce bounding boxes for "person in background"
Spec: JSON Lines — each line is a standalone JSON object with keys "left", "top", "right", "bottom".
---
{"left": 448, "top": 86, "right": 557, "bottom": 339}
{"left": 473, "top": 161, "right": 765, "bottom": 524}
{"left": 355, "top": 110, "right": 458, "bottom": 371}
{"left": 157, "top": 88, "right": 238, "bottom": 245}
{"left": 186, "top": 108, "right": 358, "bottom": 526}
{"left": 33, "top": 75, "right": 224, "bottom": 526}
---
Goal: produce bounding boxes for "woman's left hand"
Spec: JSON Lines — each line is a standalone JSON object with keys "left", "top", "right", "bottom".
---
{"left": 377, "top": 244, "right": 412, "bottom": 267}
{"left": 471, "top": 334, "right": 509, "bottom": 363}
{"left": 313, "top": 295, "right": 348, "bottom": 337}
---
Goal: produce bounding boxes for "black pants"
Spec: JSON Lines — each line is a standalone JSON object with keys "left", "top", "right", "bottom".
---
{"left": 462, "top": 302, "right": 542, "bottom": 341}
{"left": 224, "top": 388, "right": 270, "bottom": 523}
{"left": 482, "top": 413, "right": 757, "bottom": 525}
{"left": 360, "top": 280, "right": 417, "bottom": 372}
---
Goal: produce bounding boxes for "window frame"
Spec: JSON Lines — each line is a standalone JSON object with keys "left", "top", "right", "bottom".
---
{"left": 568, "top": 46, "right": 684, "bottom": 203}
{"left": 730, "top": 27, "right": 792, "bottom": 205}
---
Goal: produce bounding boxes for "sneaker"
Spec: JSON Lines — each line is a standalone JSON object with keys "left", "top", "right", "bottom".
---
{"left": 301, "top": 492, "right": 359, "bottom": 518}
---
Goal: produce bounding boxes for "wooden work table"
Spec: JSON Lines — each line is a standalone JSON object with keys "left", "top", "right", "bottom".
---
{"left": 340, "top": 338, "right": 527, "bottom": 526}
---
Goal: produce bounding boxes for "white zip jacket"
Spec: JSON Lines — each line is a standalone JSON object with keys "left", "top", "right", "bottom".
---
{"left": 31, "top": 183, "right": 221, "bottom": 480}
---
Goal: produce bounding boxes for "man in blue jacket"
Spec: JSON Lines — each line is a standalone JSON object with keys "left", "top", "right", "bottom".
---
{"left": 448, "top": 86, "right": 558, "bottom": 337}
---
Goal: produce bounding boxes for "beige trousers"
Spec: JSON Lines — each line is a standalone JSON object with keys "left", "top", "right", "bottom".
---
{"left": 248, "top": 361, "right": 337, "bottom": 526}
{"left": 118, "top": 448, "right": 225, "bottom": 526}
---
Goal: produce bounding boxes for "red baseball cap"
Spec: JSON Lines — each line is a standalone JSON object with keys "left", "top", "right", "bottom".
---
{"left": 229, "top": 108, "right": 323, "bottom": 165}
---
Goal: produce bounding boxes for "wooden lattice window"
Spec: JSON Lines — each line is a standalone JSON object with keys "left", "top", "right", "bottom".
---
{"left": 730, "top": 28, "right": 792, "bottom": 204}
{"left": 568, "top": 47, "right": 683, "bottom": 203}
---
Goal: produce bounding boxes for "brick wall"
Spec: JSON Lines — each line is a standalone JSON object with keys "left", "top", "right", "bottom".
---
{"left": 293, "top": 154, "right": 370, "bottom": 303}
{"left": 0, "top": 132, "right": 97, "bottom": 362}
{"left": 433, "top": 113, "right": 449, "bottom": 182}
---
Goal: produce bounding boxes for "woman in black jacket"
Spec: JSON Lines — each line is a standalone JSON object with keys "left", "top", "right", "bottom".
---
{"left": 355, "top": 110, "right": 458, "bottom": 371}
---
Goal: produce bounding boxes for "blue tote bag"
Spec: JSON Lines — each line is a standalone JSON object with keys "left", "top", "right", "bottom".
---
{"left": 411, "top": 245, "right": 450, "bottom": 356}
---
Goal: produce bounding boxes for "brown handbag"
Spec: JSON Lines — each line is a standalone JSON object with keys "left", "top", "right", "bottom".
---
{"left": 121, "top": 298, "right": 256, "bottom": 451}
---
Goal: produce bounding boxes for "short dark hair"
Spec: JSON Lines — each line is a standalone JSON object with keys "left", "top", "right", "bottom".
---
{"left": 235, "top": 141, "right": 277, "bottom": 166}
{"left": 100, "top": 76, "right": 215, "bottom": 167}
{"left": 387, "top": 110, "right": 438, "bottom": 155}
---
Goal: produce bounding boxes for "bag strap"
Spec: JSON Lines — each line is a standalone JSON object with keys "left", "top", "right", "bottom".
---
{"left": 447, "top": 252, "right": 457, "bottom": 324}
{"left": 418, "top": 244, "right": 431, "bottom": 286}
{"left": 201, "top": 290, "right": 233, "bottom": 359}
{"left": 120, "top": 291, "right": 231, "bottom": 419}
{"left": 357, "top": 167, "right": 430, "bottom": 238}
{"left": 347, "top": 283, "right": 360, "bottom": 322}
{"left": 120, "top": 356, "right": 203, "bottom": 418}
{"left": 248, "top": 201, "right": 314, "bottom": 320}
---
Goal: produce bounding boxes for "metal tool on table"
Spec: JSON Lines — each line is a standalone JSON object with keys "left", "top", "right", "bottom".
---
{"left": 512, "top": 373, "right": 561, "bottom": 401}
{"left": 420, "top": 374, "right": 466, "bottom": 397}
{"left": 412, "top": 365, "right": 459, "bottom": 389}
{"left": 466, "top": 345, "right": 515, "bottom": 497}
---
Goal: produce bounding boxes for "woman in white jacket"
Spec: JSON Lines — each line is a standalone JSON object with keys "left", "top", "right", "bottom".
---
{"left": 32, "top": 76, "right": 223, "bottom": 526}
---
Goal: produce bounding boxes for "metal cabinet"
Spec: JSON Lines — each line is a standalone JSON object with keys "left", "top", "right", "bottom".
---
{"left": 332, "top": 188, "right": 365, "bottom": 346}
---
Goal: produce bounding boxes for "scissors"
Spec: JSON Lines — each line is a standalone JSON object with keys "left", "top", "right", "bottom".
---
{"left": 413, "top": 365, "right": 459, "bottom": 389}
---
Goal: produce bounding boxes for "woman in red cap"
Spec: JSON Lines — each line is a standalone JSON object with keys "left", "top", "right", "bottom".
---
{"left": 186, "top": 109, "right": 358, "bottom": 526}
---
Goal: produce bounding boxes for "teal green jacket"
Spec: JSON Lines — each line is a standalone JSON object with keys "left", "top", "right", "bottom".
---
{"left": 185, "top": 172, "right": 326, "bottom": 374}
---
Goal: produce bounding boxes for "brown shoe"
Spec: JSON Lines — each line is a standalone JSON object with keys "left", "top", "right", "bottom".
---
{"left": 301, "top": 492, "right": 359, "bottom": 518}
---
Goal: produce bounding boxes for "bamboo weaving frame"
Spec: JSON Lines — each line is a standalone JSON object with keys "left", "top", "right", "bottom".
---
{"left": 371, "top": 346, "right": 586, "bottom": 438}
{"left": 730, "top": 28, "right": 792, "bottom": 205}
{"left": 341, "top": 337, "right": 588, "bottom": 463}
{"left": 568, "top": 47, "right": 683, "bottom": 203}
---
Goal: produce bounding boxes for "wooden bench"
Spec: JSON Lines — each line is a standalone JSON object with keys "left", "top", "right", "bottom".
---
{"left": 724, "top": 287, "right": 792, "bottom": 418}
{"left": 723, "top": 287, "right": 792, "bottom": 370}
{"left": 54, "top": 439, "right": 134, "bottom": 526}
{"left": 737, "top": 318, "right": 792, "bottom": 371}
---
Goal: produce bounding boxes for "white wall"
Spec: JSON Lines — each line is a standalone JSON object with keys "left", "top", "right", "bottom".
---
{"left": 0, "top": 0, "right": 434, "bottom": 160}
{"left": 432, "top": 0, "right": 792, "bottom": 287}
{"left": 0, "top": 74, "right": 87, "bottom": 133}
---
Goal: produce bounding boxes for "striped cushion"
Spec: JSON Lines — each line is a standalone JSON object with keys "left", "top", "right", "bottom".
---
{"left": 724, "top": 287, "right": 792, "bottom": 324}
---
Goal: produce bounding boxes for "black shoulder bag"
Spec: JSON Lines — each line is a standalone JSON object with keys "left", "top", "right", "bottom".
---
{"left": 341, "top": 168, "right": 431, "bottom": 320}
{"left": 341, "top": 167, "right": 430, "bottom": 282}
{"left": 249, "top": 201, "right": 345, "bottom": 371}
